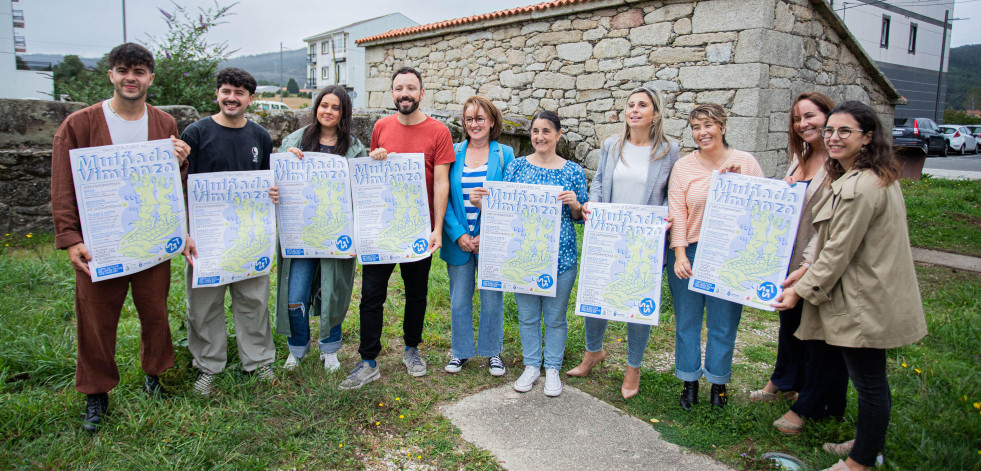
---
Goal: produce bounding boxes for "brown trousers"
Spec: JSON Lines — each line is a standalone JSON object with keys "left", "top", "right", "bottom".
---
{"left": 74, "top": 260, "right": 175, "bottom": 394}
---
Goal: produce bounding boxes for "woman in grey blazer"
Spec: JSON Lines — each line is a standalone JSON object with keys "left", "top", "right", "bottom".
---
{"left": 566, "top": 85, "right": 680, "bottom": 399}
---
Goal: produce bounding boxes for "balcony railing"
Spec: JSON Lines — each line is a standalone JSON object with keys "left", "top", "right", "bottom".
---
{"left": 12, "top": 9, "right": 24, "bottom": 28}
{"left": 306, "top": 79, "right": 317, "bottom": 89}
{"left": 306, "top": 53, "right": 316, "bottom": 64}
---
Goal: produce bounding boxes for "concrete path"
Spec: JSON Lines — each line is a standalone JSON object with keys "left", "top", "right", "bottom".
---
{"left": 920, "top": 168, "right": 981, "bottom": 180}
{"left": 912, "top": 247, "right": 981, "bottom": 273}
{"left": 441, "top": 384, "right": 734, "bottom": 471}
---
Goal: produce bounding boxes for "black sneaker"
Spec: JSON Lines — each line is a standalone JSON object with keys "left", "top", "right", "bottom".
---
{"left": 488, "top": 355, "right": 506, "bottom": 376}
{"left": 444, "top": 357, "right": 468, "bottom": 374}
{"left": 144, "top": 375, "right": 169, "bottom": 400}
{"left": 82, "top": 393, "right": 108, "bottom": 433}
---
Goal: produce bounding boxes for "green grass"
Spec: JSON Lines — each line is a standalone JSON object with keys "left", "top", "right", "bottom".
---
{"left": 903, "top": 176, "right": 981, "bottom": 257}
{"left": 1, "top": 230, "right": 979, "bottom": 470}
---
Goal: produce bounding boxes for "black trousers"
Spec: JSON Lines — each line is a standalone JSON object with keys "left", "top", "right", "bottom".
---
{"left": 774, "top": 302, "right": 849, "bottom": 419}
{"left": 357, "top": 257, "right": 432, "bottom": 361}
{"left": 841, "top": 347, "right": 890, "bottom": 467}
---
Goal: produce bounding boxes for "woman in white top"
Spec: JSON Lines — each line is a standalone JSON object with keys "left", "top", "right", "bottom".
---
{"left": 567, "top": 86, "right": 680, "bottom": 399}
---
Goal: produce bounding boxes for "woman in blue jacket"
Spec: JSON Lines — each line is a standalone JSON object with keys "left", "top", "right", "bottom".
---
{"left": 440, "top": 96, "right": 515, "bottom": 376}
{"left": 567, "top": 85, "right": 680, "bottom": 399}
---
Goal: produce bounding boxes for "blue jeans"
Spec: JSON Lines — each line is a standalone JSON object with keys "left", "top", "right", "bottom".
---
{"left": 666, "top": 244, "right": 743, "bottom": 384}
{"left": 447, "top": 257, "right": 504, "bottom": 359}
{"left": 514, "top": 265, "right": 577, "bottom": 370}
{"left": 584, "top": 317, "right": 651, "bottom": 368}
{"left": 287, "top": 258, "right": 342, "bottom": 359}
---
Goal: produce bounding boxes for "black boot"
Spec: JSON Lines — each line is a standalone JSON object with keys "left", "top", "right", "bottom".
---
{"left": 144, "top": 374, "right": 169, "bottom": 400}
{"left": 710, "top": 383, "right": 728, "bottom": 408}
{"left": 82, "top": 393, "right": 108, "bottom": 433}
{"left": 679, "top": 381, "right": 699, "bottom": 410}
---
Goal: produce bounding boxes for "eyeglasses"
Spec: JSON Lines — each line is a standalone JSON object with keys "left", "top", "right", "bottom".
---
{"left": 464, "top": 116, "right": 487, "bottom": 125}
{"left": 820, "top": 127, "right": 864, "bottom": 139}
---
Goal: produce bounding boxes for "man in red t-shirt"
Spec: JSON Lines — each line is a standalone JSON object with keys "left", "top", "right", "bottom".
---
{"left": 338, "top": 67, "right": 455, "bottom": 390}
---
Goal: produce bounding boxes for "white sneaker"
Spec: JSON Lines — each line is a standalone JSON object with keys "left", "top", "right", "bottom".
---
{"left": 321, "top": 352, "right": 341, "bottom": 372}
{"left": 544, "top": 368, "right": 562, "bottom": 397}
{"left": 282, "top": 354, "right": 301, "bottom": 371}
{"left": 514, "top": 366, "right": 540, "bottom": 393}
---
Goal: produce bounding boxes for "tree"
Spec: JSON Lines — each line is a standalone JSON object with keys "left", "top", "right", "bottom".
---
{"left": 964, "top": 87, "right": 981, "bottom": 112}
{"left": 58, "top": 56, "right": 112, "bottom": 103}
{"left": 146, "top": 1, "right": 238, "bottom": 113}
{"left": 286, "top": 78, "right": 299, "bottom": 94}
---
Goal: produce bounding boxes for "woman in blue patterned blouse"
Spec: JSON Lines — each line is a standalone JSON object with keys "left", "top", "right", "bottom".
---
{"left": 471, "top": 110, "right": 588, "bottom": 397}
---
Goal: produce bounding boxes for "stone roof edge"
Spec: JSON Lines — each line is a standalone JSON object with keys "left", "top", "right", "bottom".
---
{"left": 809, "top": 0, "right": 905, "bottom": 105}
{"left": 355, "top": 0, "right": 629, "bottom": 47}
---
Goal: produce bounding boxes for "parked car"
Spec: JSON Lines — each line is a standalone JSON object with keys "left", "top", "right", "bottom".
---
{"left": 965, "top": 125, "right": 981, "bottom": 140}
{"left": 940, "top": 125, "right": 979, "bottom": 155}
{"left": 892, "top": 117, "right": 947, "bottom": 156}
{"left": 253, "top": 100, "right": 291, "bottom": 111}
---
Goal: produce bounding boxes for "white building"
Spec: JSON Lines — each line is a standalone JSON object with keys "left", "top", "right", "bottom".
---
{"left": 0, "top": 0, "right": 52, "bottom": 100}
{"left": 830, "top": 0, "right": 954, "bottom": 120}
{"left": 304, "top": 13, "right": 416, "bottom": 108}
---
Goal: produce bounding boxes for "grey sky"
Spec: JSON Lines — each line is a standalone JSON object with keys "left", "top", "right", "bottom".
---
{"left": 19, "top": 0, "right": 981, "bottom": 58}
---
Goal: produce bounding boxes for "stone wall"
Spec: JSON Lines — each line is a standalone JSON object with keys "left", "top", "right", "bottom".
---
{"left": 0, "top": 99, "right": 534, "bottom": 235}
{"left": 361, "top": 0, "right": 901, "bottom": 177}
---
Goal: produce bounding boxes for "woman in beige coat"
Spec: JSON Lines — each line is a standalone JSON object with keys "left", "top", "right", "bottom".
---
{"left": 772, "top": 101, "right": 927, "bottom": 471}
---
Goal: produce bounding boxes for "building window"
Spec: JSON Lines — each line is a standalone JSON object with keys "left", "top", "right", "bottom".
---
{"left": 307, "top": 69, "right": 317, "bottom": 89}
{"left": 321, "top": 41, "right": 329, "bottom": 55}
{"left": 908, "top": 23, "right": 917, "bottom": 54}
{"left": 322, "top": 66, "right": 329, "bottom": 80}
{"left": 880, "top": 15, "right": 890, "bottom": 48}
{"left": 335, "top": 60, "right": 347, "bottom": 84}
{"left": 332, "top": 34, "right": 347, "bottom": 55}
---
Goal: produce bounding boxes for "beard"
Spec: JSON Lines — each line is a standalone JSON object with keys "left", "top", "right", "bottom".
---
{"left": 113, "top": 81, "right": 147, "bottom": 102}
{"left": 395, "top": 97, "right": 419, "bottom": 115}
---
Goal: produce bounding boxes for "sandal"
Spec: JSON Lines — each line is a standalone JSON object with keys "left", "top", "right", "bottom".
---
{"left": 772, "top": 415, "right": 803, "bottom": 435}
{"left": 821, "top": 460, "right": 851, "bottom": 471}
{"left": 750, "top": 388, "right": 799, "bottom": 403}
{"left": 822, "top": 440, "right": 855, "bottom": 456}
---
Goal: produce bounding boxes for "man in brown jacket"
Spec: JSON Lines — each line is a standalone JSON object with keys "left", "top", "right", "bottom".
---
{"left": 50, "top": 43, "right": 190, "bottom": 433}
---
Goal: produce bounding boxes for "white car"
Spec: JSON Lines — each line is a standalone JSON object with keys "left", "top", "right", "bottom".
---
{"left": 939, "top": 125, "right": 979, "bottom": 155}
{"left": 253, "top": 100, "right": 291, "bottom": 112}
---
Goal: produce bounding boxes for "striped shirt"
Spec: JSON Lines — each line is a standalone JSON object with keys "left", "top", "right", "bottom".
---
{"left": 461, "top": 163, "right": 488, "bottom": 233}
{"left": 667, "top": 150, "right": 764, "bottom": 248}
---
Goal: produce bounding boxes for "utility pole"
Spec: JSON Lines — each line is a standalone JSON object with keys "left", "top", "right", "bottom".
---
{"left": 122, "top": 0, "right": 127, "bottom": 42}
{"left": 935, "top": 10, "right": 949, "bottom": 123}
{"left": 280, "top": 42, "right": 284, "bottom": 102}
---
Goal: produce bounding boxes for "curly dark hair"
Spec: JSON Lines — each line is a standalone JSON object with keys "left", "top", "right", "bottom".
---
{"left": 824, "top": 101, "right": 901, "bottom": 186}
{"left": 106, "top": 42, "right": 155, "bottom": 73}
{"left": 300, "top": 85, "right": 355, "bottom": 157}
{"left": 391, "top": 66, "right": 422, "bottom": 88}
{"left": 215, "top": 67, "right": 257, "bottom": 94}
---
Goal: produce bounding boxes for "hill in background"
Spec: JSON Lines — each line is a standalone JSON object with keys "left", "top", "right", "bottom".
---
{"left": 947, "top": 44, "right": 981, "bottom": 111}
{"left": 20, "top": 48, "right": 308, "bottom": 88}
{"left": 219, "top": 48, "right": 307, "bottom": 86}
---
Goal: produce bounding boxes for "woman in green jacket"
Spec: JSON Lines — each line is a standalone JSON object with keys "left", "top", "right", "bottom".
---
{"left": 275, "top": 85, "right": 367, "bottom": 371}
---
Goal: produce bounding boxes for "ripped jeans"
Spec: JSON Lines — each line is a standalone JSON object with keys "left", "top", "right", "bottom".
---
{"left": 286, "top": 258, "right": 342, "bottom": 359}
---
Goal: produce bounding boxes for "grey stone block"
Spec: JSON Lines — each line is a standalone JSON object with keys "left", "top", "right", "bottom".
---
{"left": 556, "top": 42, "right": 594, "bottom": 62}
{"left": 733, "top": 29, "right": 804, "bottom": 68}
{"left": 678, "top": 63, "right": 769, "bottom": 89}
{"left": 692, "top": 0, "right": 775, "bottom": 33}
{"left": 725, "top": 117, "right": 769, "bottom": 152}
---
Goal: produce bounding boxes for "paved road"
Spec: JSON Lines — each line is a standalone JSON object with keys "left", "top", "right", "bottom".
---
{"left": 924, "top": 154, "right": 981, "bottom": 172}
{"left": 922, "top": 154, "right": 981, "bottom": 179}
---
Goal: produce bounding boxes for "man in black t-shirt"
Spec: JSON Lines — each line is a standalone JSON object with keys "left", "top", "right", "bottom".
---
{"left": 181, "top": 68, "right": 277, "bottom": 396}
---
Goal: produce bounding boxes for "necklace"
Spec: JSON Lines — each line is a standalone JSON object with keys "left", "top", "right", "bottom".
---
{"left": 107, "top": 99, "right": 146, "bottom": 121}
{"left": 319, "top": 135, "right": 337, "bottom": 143}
